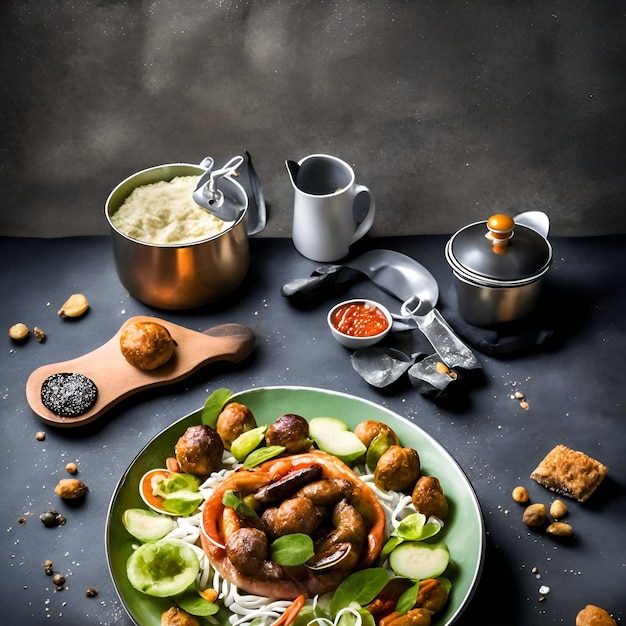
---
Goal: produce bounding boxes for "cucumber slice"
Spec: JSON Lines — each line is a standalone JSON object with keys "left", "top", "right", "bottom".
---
{"left": 388, "top": 540, "right": 450, "bottom": 580}
{"left": 230, "top": 425, "right": 267, "bottom": 461}
{"left": 309, "top": 417, "right": 366, "bottom": 463}
{"left": 126, "top": 538, "right": 200, "bottom": 597}
{"left": 122, "top": 508, "right": 177, "bottom": 542}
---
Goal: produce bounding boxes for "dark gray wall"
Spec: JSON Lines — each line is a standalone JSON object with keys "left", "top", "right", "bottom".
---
{"left": 1, "top": 0, "right": 625, "bottom": 238}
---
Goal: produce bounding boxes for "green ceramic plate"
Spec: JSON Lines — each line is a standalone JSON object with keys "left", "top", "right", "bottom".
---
{"left": 106, "top": 386, "right": 484, "bottom": 625}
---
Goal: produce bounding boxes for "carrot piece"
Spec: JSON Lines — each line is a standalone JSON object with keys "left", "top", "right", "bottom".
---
{"left": 199, "top": 588, "right": 218, "bottom": 602}
{"left": 271, "top": 594, "right": 306, "bottom": 626}
{"left": 166, "top": 457, "right": 181, "bottom": 472}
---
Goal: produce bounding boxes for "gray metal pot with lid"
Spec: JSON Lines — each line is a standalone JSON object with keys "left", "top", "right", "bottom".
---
{"left": 444, "top": 212, "right": 552, "bottom": 327}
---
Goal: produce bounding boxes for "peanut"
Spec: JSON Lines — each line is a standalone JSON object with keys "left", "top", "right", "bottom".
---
{"left": 546, "top": 521, "right": 573, "bottom": 537}
{"left": 58, "top": 293, "right": 89, "bottom": 318}
{"left": 549, "top": 499, "right": 568, "bottom": 519}
{"left": 522, "top": 502, "right": 547, "bottom": 527}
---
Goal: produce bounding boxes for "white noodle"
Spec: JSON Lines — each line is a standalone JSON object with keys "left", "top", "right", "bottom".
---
{"left": 150, "top": 452, "right": 444, "bottom": 625}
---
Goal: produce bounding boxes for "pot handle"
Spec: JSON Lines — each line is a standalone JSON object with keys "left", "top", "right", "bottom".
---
{"left": 514, "top": 211, "right": 549, "bottom": 238}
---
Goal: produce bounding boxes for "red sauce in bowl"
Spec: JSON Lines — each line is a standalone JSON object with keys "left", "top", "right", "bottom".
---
{"left": 331, "top": 301, "right": 390, "bottom": 337}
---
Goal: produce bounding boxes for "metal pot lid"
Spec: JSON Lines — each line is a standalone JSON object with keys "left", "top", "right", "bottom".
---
{"left": 446, "top": 214, "right": 551, "bottom": 283}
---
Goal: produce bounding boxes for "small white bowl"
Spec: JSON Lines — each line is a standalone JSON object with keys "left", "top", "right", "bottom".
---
{"left": 328, "top": 299, "right": 393, "bottom": 349}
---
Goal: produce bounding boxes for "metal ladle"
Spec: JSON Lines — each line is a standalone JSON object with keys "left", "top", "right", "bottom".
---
{"left": 193, "top": 155, "right": 246, "bottom": 222}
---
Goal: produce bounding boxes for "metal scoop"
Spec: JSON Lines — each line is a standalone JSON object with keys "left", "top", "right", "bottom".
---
{"left": 193, "top": 155, "right": 246, "bottom": 221}
{"left": 341, "top": 250, "right": 479, "bottom": 370}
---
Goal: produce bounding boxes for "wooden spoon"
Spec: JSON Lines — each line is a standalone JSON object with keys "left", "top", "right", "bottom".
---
{"left": 25, "top": 316, "right": 255, "bottom": 428}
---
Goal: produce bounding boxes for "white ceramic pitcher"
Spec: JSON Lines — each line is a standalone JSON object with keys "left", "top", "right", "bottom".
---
{"left": 287, "top": 154, "right": 375, "bottom": 262}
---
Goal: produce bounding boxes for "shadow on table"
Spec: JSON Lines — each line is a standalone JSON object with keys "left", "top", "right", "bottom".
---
{"left": 458, "top": 535, "right": 516, "bottom": 625}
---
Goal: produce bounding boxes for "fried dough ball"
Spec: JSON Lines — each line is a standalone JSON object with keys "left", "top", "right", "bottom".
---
{"left": 175, "top": 425, "right": 224, "bottom": 476}
{"left": 161, "top": 606, "right": 199, "bottom": 626}
{"left": 374, "top": 445, "right": 421, "bottom": 492}
{"left": 120, "top": 321, "right": 176, "bottom": 370}
{"left": 411, "top": 475, "right": 449, "bottom": 519}
{"left": 265, "top": 413, "right": 311, "bottom": 453}
{"left": 216, "top": 402, "right": 257, "bottom": 450}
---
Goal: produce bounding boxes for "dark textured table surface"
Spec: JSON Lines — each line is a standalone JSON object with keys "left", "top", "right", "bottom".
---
{"left": 1, "top": 234, "right": 624, "bottom": 626}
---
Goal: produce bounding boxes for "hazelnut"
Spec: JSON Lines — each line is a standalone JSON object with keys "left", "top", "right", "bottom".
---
{"left": 522, "top": 503, "right": 547, "bottom": 527}
{"left": 512, "top": 486, "right": 530, "bottom": 503}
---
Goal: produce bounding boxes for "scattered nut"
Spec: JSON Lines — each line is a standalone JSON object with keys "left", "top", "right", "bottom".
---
{"left": 86, "top": 588, "right": 98, "bottom": 598}
{"left": 58, "top": 293, "right": 89, "bottom": 318}
{"left": 35, "top": 431, "right": 46, "bottom": 441}
{"left": 549, "top": 499, "right": 568, "bottom": 519}
{"left": 8, "top": 323, "right": 29, "bottom": 341}
{"left": 54, "top": 478, "right": 88, "bottom": 500}
{"left": 512, "top": 485, "right": 530, "bottom": 503}
{"left": 514, "top": 391, "right": 525, "bottom": 400}
{"left": 44, "top": 566, "right": 53, "bottom": 576}
{"left": 52, "top": 573, "right": 65, "bottom": 588}
{"left": 33, "top": 326, "right": 45, "bottom": 342}
{"left": 44, "top": 560, "right": 53, "bottom": 568}
{"left": 519, "top": 400, "right": 530, "bottom": 410}
{"left": 39, "top": 510, "right": 63, "bottom": 527}
{"left": 522, "top": 502, "right": 547, "bottom": 527}
{"left": 546, "top": 521, "right": 573, "bottom": 537}
{"left": 65, "top": 462, "right": 78, "bottom": 474}
{"left": 435, "top": 361, "right": 457, "bottom": 379}
{"left": 576, "top": 605, "right": 617, "bottom": 626}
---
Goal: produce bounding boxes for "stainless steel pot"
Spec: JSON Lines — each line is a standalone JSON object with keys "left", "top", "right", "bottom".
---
{"left": 105, "top": 161, "right": 250, "bottom": 310}
{"left": 445, "top": 213, "right": 552, "bottom": 327}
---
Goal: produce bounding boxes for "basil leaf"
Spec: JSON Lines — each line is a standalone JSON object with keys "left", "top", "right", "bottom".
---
{"left": 243, "top": 445, "right": 286, "bottom": 468}
{"left": 329, "top": 568, "right": 390, "bottom": 616}
{"left": 270, "top": 534, "right": 315, "bottom": 566}
{"left": 222, "top": 490, "right": 258, "bottom": 519}
{"left": 201, "top": 388, "right": 232, "bottom": 427}
{"left": 177, "top": 592, "right": 219, "bottom": 616}
{"left": 380, "top": 535, "right": 403, "bottom": 562}
{"left": 396, "top": 581, "right": 420, "bottom": 614}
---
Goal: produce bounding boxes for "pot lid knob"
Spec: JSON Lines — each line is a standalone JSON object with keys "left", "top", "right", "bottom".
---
{"left": 486, "top": 214, "right": 515, "bottom": 254}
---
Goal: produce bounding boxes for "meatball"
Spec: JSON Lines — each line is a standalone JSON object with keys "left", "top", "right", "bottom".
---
{"left": 354, "top": 420, "right": 400, "bottom": 448}
{"left": 265, "top": 413, "right": 311, "bottom": 453}
{"left": 374, "top": 445, "right": 421, "bottom": 492}
{"left": 175, "top": 425, "right": 224, "bottom": 476}
{"left": 411, "top": 475, "right": 449, "bottom": 519}
{"left": 262, "top": 496, "right": 318, "bottom": 538}
{"left": 216, "top": 402, "right": 257, "bottom": 450}
{"left": 225, "top": 527, "right": 284, "bottom": 581}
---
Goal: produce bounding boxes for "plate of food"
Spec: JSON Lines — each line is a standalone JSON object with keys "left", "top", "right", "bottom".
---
{"left": 106, "top": 386, "right": 484, "bottom": 626}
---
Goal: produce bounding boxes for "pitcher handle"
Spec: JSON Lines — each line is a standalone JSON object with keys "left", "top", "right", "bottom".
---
{"left": 350, "top": 184, "right": 375, "bottom": 245}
